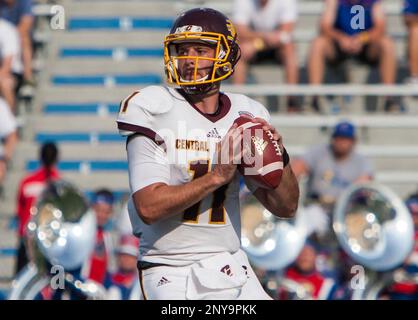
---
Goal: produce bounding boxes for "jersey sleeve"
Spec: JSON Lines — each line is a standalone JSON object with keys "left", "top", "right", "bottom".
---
{"left": 127, "top": 135, "right": 170, "bottom": 193}
{"left": 116, "top": 86, "right": 172, "bottom": 147}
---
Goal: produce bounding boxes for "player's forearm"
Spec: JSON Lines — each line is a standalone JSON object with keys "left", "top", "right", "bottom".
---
{"left": 255, "top": 165, "right": 299, "bottom": 218}
{"left": 133, "top": 172, "right": 225, "bottom": 224}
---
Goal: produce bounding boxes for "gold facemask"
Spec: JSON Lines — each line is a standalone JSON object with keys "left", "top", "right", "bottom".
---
{"left": 164, "top": 31, "right": 234, "bottom": 87}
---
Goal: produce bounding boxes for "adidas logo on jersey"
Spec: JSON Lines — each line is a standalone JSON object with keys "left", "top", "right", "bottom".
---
{"left": 157, "top": 276, "right": 171, "bottom": 287}
{"left": 207, "top": 128, "right": 221, "bottom": 139}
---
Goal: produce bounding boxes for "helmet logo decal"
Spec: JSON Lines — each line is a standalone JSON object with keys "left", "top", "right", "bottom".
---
{"left": 175, "top": 25, "right": 203, "bottom": 34}
{"left": 226, "top": 19, "right": 237, "bottom": 41}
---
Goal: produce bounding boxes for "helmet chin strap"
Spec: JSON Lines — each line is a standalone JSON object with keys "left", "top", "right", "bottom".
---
{"left": 181, "top": 82, "right": 217, "bottom": 95}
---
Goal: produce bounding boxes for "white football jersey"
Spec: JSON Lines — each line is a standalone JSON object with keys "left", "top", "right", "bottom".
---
{"left": 117, "top": 85, "right": 270, "bottom": 266}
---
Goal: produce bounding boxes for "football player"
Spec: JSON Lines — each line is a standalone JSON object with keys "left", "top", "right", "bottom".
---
{"left": 117, "top": 8, "right": 299, "bottom": 300}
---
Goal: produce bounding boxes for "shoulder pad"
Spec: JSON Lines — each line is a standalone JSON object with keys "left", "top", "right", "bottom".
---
{"left": 117, "top": 86, "right": 173, "bottom": 137}
{"left": 124, "top": 85, "right": 174, "bottom": 115}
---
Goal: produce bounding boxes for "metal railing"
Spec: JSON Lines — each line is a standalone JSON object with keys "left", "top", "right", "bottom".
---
{"left": 222, "top": 84, "right": 418, "bottom": 97}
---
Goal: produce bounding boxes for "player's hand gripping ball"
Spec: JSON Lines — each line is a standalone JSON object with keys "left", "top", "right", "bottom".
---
{"left": 233, "top": 116, "right": 283, "bottom": 189}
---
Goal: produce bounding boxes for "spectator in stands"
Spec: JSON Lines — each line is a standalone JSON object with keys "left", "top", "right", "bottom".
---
{"left": 105, "top": 235, "right": 140, "bottom": 300}
{"left": 307, "top": 0, "right": 400, "bottom": 112}
{"left": 82, "top": 189, "right": 115, "bottom": 285}
{"left": 231, "top": 0, "right": 301, "bottom": 111}
{"left": 292, "top": 121, "right": 373, "bottom": 209}
{"left": 291, "top": 121, "right": 373, "bottom": 241}
{"left": 0, "top": 97, "right": 18, "bottom": 186}
{"left": 15, "top": 142, "right": 60, "bottom": 274}
{"left": 0, "top": 0, "right": 34, "bottom": 94}
{"left": 404, "top": 0, "right": 418, "bottom": 84}
{"left": 0, "top": 17, "right": 22, "bottom": 112}
{"left": 278, "top": 241, "right": 339, "bottom": 300}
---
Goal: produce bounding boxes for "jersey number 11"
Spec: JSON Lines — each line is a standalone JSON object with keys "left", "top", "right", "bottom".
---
{"left": 183, "top": 160, "right": 229, "bottom": 225}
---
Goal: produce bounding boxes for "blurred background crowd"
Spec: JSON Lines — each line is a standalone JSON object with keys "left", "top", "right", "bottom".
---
{"left": 0, "top": 0, "right": 417, "bottom": 300}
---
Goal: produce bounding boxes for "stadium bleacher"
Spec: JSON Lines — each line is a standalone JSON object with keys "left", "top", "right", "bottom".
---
{"left": 0, "top": 0, "right": 417, "bottom": 298}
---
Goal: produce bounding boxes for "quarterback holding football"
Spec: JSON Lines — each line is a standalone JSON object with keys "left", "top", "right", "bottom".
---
{"left": 116, "top": 7, "right": 299, "bottom": 300}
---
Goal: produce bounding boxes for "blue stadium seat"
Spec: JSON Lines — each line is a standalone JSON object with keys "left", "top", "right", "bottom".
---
{"left": 26, "top": 160, "right": 128, "bottom": 172}
{"left": 43, "top": 103, "right": 120, "bottom": 114}
{"left": 35, "top": 132, "right": 124, "bottom": 143}
{"left": 52, "top": 74, "right": 161, "bottom": 85}
{"left": 0, "top": 248, "right": 16, "bottom": 257}
{"left": 60, "top": 47, "right": 163, "bottom": 58}
{"left": 68, "top": 17, "right": 173, "bottom": 30}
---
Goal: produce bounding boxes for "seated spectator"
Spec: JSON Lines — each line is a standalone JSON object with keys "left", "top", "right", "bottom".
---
{"left": 278, "top": 241, "right": 339, "bottom": 300}
{"left": 232, "top": 0, "right": 301, "bottom": 111}
{"left": 291, "top": 121, "right": 373, "bottom": 243}
{"left": 0, "top": 97, "right": 17, "bottom": 186}
{"left": 105, "top": 235, "right": 140, "bottom": 300}
{"left": 307, "top": 0, "right": 399, "bottom": 112}
{"left": 292, "top": 121, "right": 373, "bottom": 211}
{"left": 0, "top": 17, "right": 22, "bottom": 112}
{"left": 0, "top": 0, "right": 34, "bottom": 93}
{"left": 82, "top": 189, "right": 115, "bottom": 285}
{"left": 15, "top": 142, "right": 60, "bottom": 274}
{"left": 404, "top": 0, "right": 418, "bottom": 84}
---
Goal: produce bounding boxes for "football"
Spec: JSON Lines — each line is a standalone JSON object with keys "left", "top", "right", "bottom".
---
{"left": 233, "top": 116, "right": 283, "bottom": 189}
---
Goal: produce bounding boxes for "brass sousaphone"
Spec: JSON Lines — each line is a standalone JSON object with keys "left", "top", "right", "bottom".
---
{"left": 9, "top": 180, "right": 106, "bottom": 300}
{"left": 333, "top": 183, "right": 415, "bottom": 299}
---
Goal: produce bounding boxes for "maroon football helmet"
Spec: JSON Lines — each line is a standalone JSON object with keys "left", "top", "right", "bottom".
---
{"left": 164, "top": 8, "right": 241, "bottom": 94}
